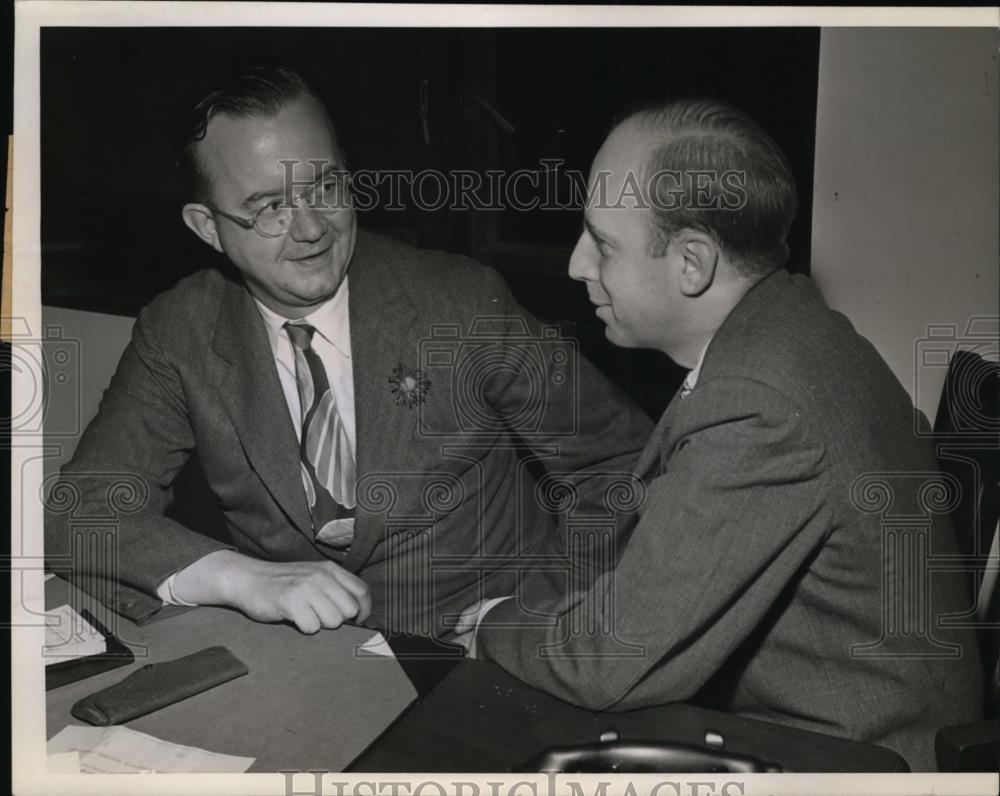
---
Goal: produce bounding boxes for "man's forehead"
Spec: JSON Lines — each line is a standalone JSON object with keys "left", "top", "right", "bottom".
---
{"left": 199, "top": 98, "right": 342, "bottom": 196}
{"left": 205, "top": 117, "right": 339, "bottom": 163}
{"left": 592, "top": 123, "right": 654, "bottom": 172}
{"left": 586, "top": 123, "right": 658, "bottom": 210}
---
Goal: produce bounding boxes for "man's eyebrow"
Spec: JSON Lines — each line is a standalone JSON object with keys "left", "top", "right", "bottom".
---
{"left": 241, "top": 186, "right": 284, "bottom": 209}
{"left": 241, "top": 164, "right": 342, "bottom": 208}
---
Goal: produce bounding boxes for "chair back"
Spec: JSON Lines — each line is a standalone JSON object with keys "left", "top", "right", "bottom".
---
{"left": 933, "top": 349, "right": 999, "bottom": 716}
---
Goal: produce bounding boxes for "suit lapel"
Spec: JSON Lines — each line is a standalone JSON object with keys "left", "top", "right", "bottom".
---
{"left": 631, "top": 271, "right": 789, "bottom": 485}
{"left": 344, "top": 233, "right": 419, "bottom": 569}
{"left": 633, "top": 388, "right": 685, "bottom": 484}
{"left": 211, "top": 273, "right": 314, "bottom": 543}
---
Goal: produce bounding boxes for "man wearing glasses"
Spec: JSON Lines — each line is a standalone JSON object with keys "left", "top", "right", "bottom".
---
{"left": 45, "top": 61, "right": 651, "bottom": 637}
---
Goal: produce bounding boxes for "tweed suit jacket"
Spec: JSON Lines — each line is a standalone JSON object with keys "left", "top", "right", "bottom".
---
{"left": 477, "top": 268, "right": 983, "bottom": 770}
{"left": 45, "top": 231, "right": 652, "bottom": 636}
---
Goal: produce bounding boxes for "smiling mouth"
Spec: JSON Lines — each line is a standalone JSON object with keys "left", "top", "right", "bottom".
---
{"left": 289, "top": 246, "right": 331, "bottom": 263}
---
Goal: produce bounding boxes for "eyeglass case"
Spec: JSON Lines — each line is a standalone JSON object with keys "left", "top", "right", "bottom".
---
{"left": 70, "top": 645, "right": 248, "bottom": 726}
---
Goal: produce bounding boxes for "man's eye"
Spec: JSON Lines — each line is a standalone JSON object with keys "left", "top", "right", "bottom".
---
{"left": 312, "top": 177, "right": 347, "bottom": 209}
{"left": 319, "top": 177, "right": 341, "bottom": 197}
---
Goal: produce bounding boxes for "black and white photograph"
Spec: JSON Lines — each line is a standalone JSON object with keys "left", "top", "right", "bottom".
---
{"left": 8, "top": 3, "right": 999, "bottom": 794}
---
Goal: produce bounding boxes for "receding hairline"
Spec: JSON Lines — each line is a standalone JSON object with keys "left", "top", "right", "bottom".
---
{"left": 606, "top": 111, "right": 746, "bottom": 260}
{"left": 589, "top": 121, "right": 667, "bottom": 196}
{"left": 612, "top": 101, "right": 798, "bottom": 276}
{"left": 190, "top": 90, "right": 345, "bottom": 203}
{"left": 613, "top": 115, "right": 742, "bottom": 183}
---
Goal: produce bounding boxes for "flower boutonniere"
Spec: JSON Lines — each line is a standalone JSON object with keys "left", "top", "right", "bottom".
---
{"left": 389, "top": 362, "right": 431, "bottom": 408}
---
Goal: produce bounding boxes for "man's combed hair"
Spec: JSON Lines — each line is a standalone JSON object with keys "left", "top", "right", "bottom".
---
{"left": 631, "top": 99, "right": 798, "bottom": 278}
{"left": 175, "top": 59, "right": 335, "bottom": 203}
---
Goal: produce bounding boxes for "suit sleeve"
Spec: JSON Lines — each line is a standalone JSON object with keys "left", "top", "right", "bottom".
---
{"left": 478, "top": 272, "right": 654, "bottom": 587}
{"left": 44, "top": 303, "right": 232, "bottom": 621}
{"left": 476, "top": 377, "right": 831, "bottom": 710}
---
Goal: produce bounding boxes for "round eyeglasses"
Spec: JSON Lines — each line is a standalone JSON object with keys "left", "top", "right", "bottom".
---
{"left": 207, "top": 171, "right": 351, "bottom": 238}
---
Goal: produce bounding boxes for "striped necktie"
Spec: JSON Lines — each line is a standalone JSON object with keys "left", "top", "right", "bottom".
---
{"left": 284, "top": 322, "right": 355, "bottom": 550}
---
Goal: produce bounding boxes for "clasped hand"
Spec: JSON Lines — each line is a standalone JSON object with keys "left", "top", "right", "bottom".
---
{"left": 174, "top": 550, "right": 371, "bottom": 634}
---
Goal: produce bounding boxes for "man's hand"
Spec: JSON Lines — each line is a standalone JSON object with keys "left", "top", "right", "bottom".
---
{"left": 173, "top": 550, "right": 371, "bottom": 634}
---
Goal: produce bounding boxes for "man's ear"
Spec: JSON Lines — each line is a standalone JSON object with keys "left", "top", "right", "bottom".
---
{"left": 674, "top": 230, "right": 719, "bottom": 297}
{"left": 181, "top": 203, "right": 224, "bottom": 254}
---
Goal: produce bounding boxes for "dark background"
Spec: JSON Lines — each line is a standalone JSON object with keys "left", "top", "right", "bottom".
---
{"left": 40, "top": 27, "right": 820, "bottom": 418}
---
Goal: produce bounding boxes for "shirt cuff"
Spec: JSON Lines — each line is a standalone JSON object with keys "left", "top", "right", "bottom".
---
{"left": 465, "top": 595, "right": 512, "bottom": 657}
{"left": 155, "top": 572, "right": 199, "bottom": 607}
{"left": 473, "top": 596, "right": 512, "bottom": 631}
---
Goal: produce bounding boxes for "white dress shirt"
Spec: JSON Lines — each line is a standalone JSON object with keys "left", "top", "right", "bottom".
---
{"left": 254, "top": 278, "right": 356, "bottom": 451}
{"left": 157, "top": 279, "right": 356, "bottom": 605}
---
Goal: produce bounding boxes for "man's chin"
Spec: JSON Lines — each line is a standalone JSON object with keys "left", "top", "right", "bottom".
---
{"left": 296, "top": 281, "right": 345, "bottom": 307}
{"left": 275, "top": 274, "right": 347, "bottom": 313}
{"left": 288, "top": 253, "right": 348, "bottom": 288}
{"left": 603, "top": 324, "right": 638, "bottom": 350}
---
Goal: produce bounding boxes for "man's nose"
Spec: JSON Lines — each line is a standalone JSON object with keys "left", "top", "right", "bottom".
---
{"left": 568, "top": 234, "right": 595, "bottom": 282}
{"left": 288, "top": 204, "right": 327, "bottom": 243}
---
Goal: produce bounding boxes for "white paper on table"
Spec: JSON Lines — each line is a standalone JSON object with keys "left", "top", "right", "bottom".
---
{"left": 47, "top": 725, "right": 255, "bottom": 774}
{"left": 47, "top": 725, "right": 108, "bottom": 755}
{"left": 47, "top": 751, "right": 81, "bottom": 774}
{"left": 44, "top": 604, "right": 106, "bottom": 665}
{"left": 357, "top": 630, "right": 394, "bottom": 658}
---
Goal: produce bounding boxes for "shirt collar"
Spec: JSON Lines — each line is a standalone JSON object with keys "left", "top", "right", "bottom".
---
{"left": 682, "top": 339, "right": 711, "bottom": 394}
{"left": 253, "top": 276, "right": 351, "bottom": 359}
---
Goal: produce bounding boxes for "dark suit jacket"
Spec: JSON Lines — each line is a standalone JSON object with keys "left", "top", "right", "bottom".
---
{"left": 45, "top": 231, "right": 652, "bottom": 636}
{"left": 477, "top": 268, "right": 983, "bottom": 770}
